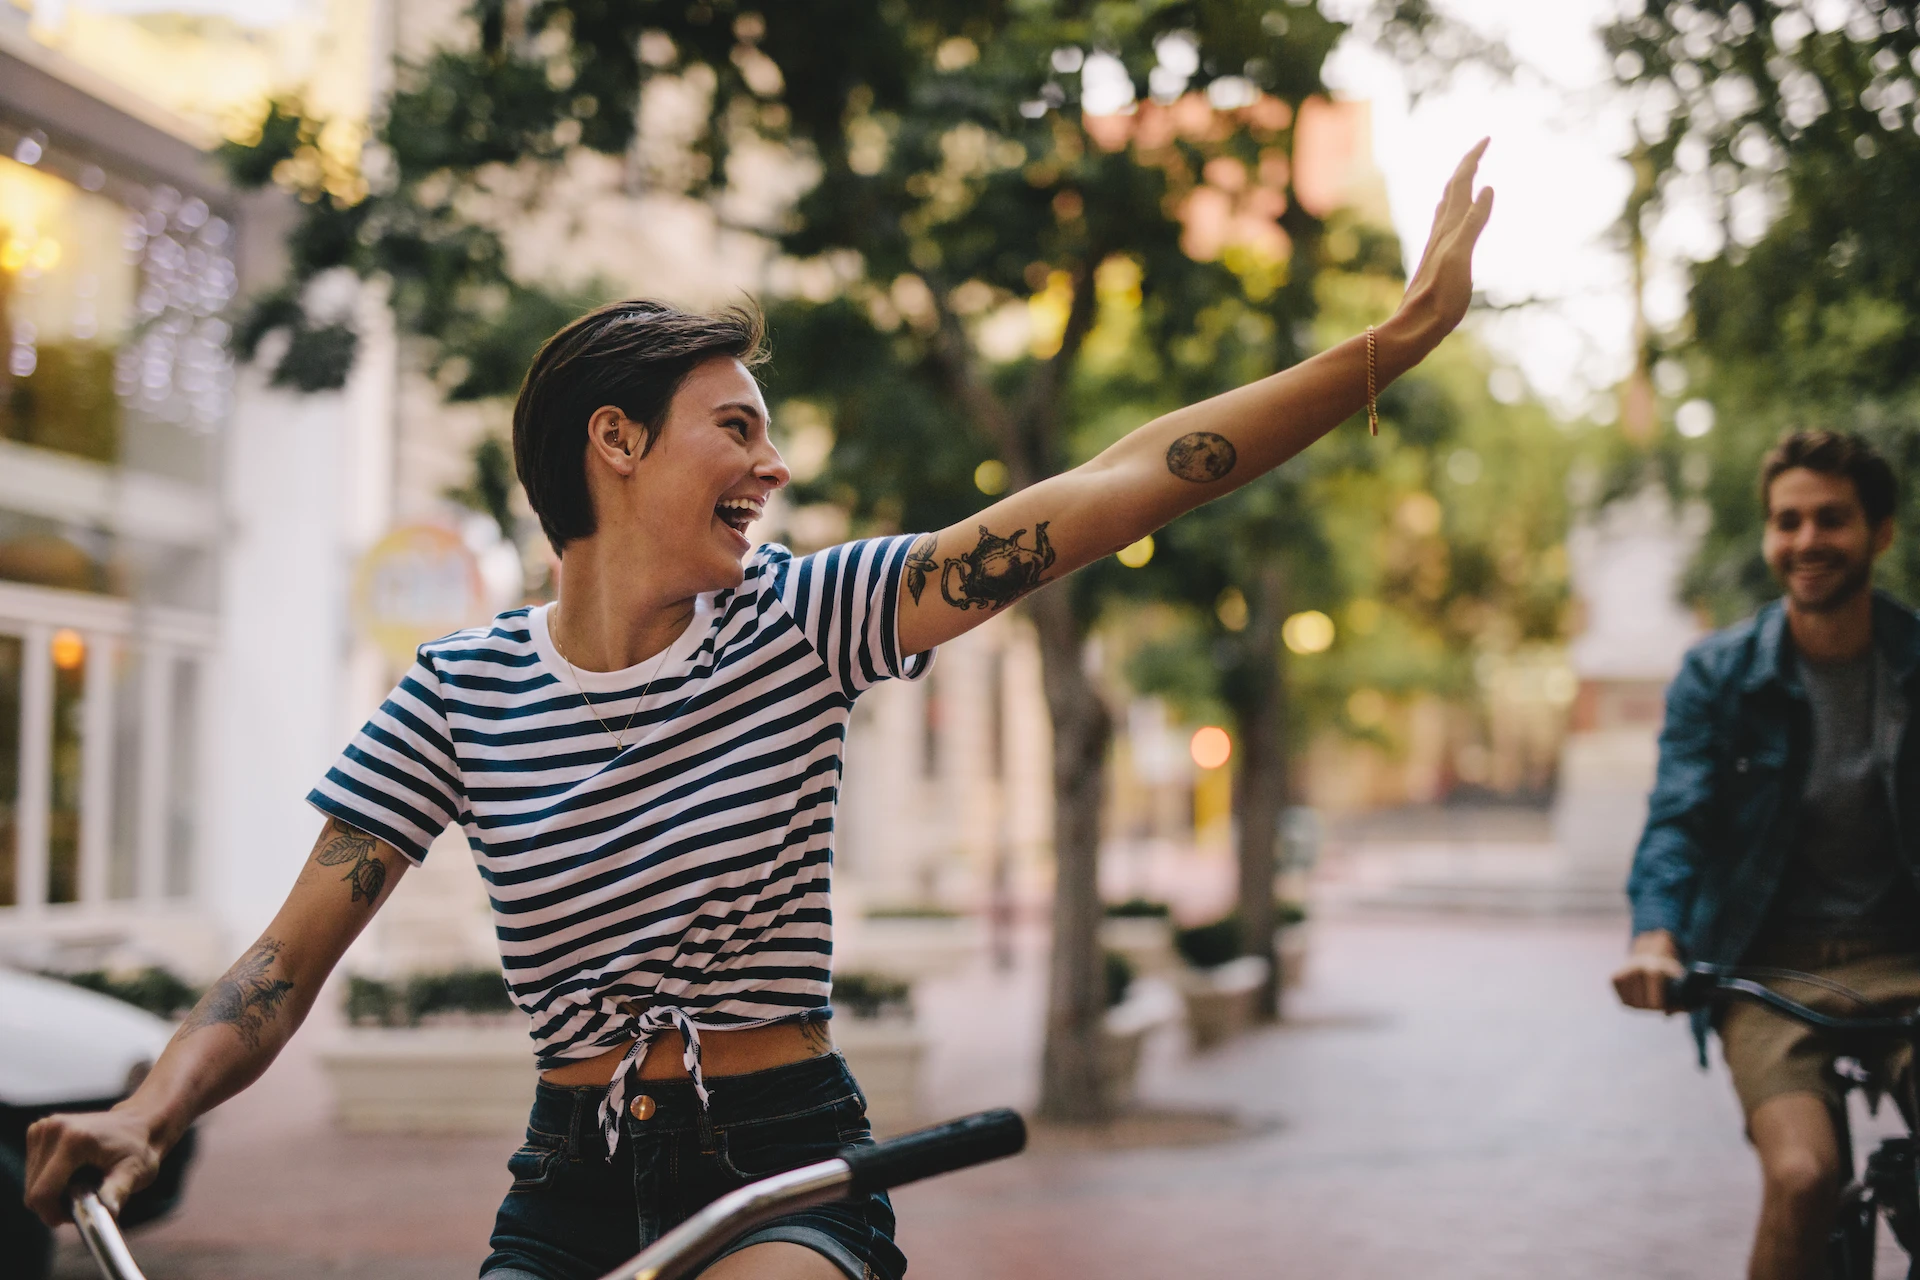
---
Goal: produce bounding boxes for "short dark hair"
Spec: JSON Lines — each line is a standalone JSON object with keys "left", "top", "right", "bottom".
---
{"left": 1761, "top": 429, "right": 1898, "bottom": 527}
{"left": 512, "top": 299, "right": 769, "bottom": 552}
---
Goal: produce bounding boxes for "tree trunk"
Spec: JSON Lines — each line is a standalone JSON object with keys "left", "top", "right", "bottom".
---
{"left": 1233, "top": 563, "right": 1290, "bottom": 1021}
{"left": 1029, "top": 584, "right": 1115, "bottom": 1124}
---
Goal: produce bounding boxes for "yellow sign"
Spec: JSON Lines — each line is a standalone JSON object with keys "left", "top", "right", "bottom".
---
{"left": 354, "top": 525, "right": 485, "bottom": 668}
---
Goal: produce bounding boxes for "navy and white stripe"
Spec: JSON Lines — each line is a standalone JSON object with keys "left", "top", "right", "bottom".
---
{"left": 309, "top": 536, "right": 933, "bottom": 1072}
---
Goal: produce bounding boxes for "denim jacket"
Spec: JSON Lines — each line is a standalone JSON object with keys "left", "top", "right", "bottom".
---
{"left": 1626, "top": 591, "right": 1920, "bottom": 1054}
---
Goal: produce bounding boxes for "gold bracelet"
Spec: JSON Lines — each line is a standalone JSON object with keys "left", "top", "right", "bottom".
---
{"left": 1365, "top": 324, "right": 1379, "bottom": 437}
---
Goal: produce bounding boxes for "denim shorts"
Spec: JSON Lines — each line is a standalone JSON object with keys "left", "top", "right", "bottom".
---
{"left": 479, "top": 1053, "right": 906, "bottom": 1280}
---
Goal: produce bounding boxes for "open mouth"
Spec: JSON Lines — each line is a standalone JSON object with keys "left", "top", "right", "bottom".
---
{"left": 715, "top": 497, "right": 762, "bottom": 537}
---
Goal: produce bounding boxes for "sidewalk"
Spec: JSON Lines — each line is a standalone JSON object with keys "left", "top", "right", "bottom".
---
{"left": 57, "top": 914, "right": 1895, "bottom": 1278}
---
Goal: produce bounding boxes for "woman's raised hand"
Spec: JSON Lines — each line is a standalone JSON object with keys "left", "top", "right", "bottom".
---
{"left": 1396, "top": 139, "right": 1495, "bottom": 350}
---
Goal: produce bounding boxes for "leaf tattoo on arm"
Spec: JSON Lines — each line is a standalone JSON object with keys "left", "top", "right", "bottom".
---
{"left": 314, "top": 818, "right": 389, "bottom": 904}
{"left": 904, "top": 533, "right": 939, "bottom": 605}
{"left": 179, "top": 937, "right": 295, "bottom": 1051}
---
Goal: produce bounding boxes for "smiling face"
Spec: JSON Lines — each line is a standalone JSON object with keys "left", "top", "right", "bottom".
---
{"left": 1762, "top": 466, "right": 1893, "bottom": 614}
{"left": 582, "top": 355, "right": 790, "bottom": 596}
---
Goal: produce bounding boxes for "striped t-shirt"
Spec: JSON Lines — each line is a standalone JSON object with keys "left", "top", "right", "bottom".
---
{"left": 310, "top": 536, "right": 932, "bottom": 1079}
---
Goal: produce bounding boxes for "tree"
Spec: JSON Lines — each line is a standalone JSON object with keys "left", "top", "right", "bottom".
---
{"left": 1604, "top": 1, "right": 1920, "bottom": 617}
{"left": 221, "top": 0, "right": 1498, "bottom": 1123}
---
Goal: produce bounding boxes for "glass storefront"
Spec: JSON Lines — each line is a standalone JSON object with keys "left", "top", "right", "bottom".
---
{"left": 0, "top": 145, "right": 232, "bottom": 609}
{"left": 0, "top": 128, "right": 227, "bottom": 913}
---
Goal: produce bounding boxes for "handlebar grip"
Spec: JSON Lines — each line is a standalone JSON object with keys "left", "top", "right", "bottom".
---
{"left": 1665, "top": 966, "right": 1719, "bottom": 1011}
{"left": 838, "top": 1108, "right": 1027, "bottom": 1195}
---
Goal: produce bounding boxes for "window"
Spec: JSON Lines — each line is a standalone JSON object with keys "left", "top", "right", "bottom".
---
{"left": 0, "top": 592, "right": 212, "bottom": 911}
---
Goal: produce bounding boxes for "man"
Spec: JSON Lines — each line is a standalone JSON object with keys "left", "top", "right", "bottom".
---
{"left": 1615, "top": 429, "right": 1920, "bottom": 1279}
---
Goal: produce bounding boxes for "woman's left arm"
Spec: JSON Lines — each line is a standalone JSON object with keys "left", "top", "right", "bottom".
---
{"left": 897, "top": 140, "right": 1493, "bottom": 659}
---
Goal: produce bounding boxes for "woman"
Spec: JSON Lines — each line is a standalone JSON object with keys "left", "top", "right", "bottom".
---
{"left": 25, "top": 143, "right": 1492, "bottom": 1279}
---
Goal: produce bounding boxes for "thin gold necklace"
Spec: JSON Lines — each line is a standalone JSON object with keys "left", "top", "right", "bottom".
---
{"left": 550, "top": 613, "right": 675, "bottom": 751}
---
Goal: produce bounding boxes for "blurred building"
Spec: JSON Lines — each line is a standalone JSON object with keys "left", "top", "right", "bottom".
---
{"left": 0, "top": 1, "right": 400, "bottom": 976}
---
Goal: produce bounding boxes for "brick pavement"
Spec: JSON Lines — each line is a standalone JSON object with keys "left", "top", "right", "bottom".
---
{"left": 53, "top": 914, "right": 1910, "bottom": 1278}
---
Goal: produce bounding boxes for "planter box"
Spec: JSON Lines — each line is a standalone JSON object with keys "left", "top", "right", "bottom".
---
{"left": 1277, "top": 921, "right": 1312, "bottom": 990}
{"left": 1096, "top": 979, "right": 1180, "bottom": 1111}
{"left": 1100, "top": 916, "right": 1177, "bottom": 978}
{"left": 319, "top": 1024, "right": 535, "bottom": 1133}
{"left": 839, "top": 916, "right": 984, "bottom": 982}
{"left": 833, "top": 1016, "right": 928, "bottom": 1134}
{"left": 1177, "top": 956, "right": 1271, "bottom": 1051}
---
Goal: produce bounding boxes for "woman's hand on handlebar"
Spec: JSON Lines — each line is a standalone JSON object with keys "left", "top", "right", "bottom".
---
{"left": 1612, "top": 929, "right": 1685, "bottom": 1013}
{"left": 23, "top": 1105, "right": 164, "bottom": 1227}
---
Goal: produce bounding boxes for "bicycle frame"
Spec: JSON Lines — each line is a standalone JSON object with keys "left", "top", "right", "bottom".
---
{"left": 66, "top": 1108, "right": 1027, "bottom": 1280}
{"left": 1673, "top": 964, "right": 1920, "bottom": 1276}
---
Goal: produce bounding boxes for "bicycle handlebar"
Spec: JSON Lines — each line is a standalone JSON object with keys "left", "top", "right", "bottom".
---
{"left": 70, "top": 1189, "right": 149, "bottom": 1280}
{"left": 839, "top": 1107, "right": 1027, "bottom": 1195}
{"left": 1667, "top": 964, "right": 1920, "bottom": 1036}
{"left": 603, "top": 1108, "right": 1028, "bottom": 1280}
{"left": 68, "top": 1109, "right": 1028, "bottom": 1280}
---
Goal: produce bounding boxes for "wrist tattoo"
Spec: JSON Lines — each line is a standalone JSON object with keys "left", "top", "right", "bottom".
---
{"left": 934, "top": 523, "right": 1056, "bottom": 612}
{"left": 1165, "top": 432, "right": 1237, "bottom": 483}
{"left": 180, "top": 937, "right": 294, "bottom": 1051}
{"left": 314, "top": 818, "right": 388, "bottom": 905}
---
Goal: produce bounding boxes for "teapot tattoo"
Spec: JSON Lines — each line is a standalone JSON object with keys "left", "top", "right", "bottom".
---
{"left": 906, "top": 524, "right": 1057, "bottom": 612}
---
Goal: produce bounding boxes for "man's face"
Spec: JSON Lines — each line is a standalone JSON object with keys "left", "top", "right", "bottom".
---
{"left": 1762, "top": 466, "right": 1893, "bottom": 613}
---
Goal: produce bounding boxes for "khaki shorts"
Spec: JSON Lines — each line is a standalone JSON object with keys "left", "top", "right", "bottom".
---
{"left": 1719, "top": 932, "right": 1920, "bottom": 1119}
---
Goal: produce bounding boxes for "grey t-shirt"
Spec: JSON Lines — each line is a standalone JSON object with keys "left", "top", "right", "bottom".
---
{"left": 1774, "top": 650, "right": 1904, "bottom": 927}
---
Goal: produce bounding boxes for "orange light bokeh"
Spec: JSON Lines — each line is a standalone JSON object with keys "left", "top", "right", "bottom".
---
{"left": 1189, "top": 725, "right": 1232, "bottom": 770}
{"left": 50, "top": 627, "right": 86, "bottom": 671}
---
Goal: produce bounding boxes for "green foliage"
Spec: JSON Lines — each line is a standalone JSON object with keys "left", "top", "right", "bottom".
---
{"left": 51, "top": 967, "right": 202, "bottom": 1020}
{"left": 446, "top": 434, "right": 520, "bottom": 541}
{"left": 1103, "top": 897, "right": 1172, "bottom": 918}
{"left": 345, "top": 968, "right": 516, "bottom": 1026}
{"left": 1103, "top": 949, "right": 1135, "bottom": 1008}
{"left": 862, "top": 902, "right": 962, "bottom": 919}
{"left": 1606, "top": 2, "right": 1920, "bottom": 620}
{"left": 1173, "top": 915, "right": 1242, "bottom": 969}
{"left": 832, "top": 971, "right": 915, "bottom": 1020}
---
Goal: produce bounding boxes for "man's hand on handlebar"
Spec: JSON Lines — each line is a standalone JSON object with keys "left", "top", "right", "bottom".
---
{"left": 23, "top": 1105, "right": 164, "bottom": 1227}
{"left": 1612, "top": 929, "right": 1686, "bottom": 1013}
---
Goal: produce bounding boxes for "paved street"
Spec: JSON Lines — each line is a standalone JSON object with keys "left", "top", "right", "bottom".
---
{"left": 52, "top": 913, "right": 1908, "bottom": 1278}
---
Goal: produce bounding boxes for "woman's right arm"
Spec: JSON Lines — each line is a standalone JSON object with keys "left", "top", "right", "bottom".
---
{"left": 23, "top": 817, "right": 412, "bottom": 1224}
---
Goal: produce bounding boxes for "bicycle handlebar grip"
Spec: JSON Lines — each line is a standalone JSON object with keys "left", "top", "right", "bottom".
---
{"left": 839, "top": 1109, "right": 1027, "bottom": 1195}
{"left": 1665, "top": 966, "right": 1718, "bottom": 1011}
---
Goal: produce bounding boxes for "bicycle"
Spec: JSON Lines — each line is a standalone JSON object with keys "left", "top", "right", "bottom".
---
{"left": 67, "top": 1107, "right": 1027, "bottom": 1280}
{"left": 1670, "top": 964, "right": 1920, "bottom": 1280}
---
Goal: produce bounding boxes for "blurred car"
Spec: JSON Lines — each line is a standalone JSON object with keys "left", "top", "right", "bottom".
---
{"left": 0, "top": 967, "right": 196, "bottom": 1279}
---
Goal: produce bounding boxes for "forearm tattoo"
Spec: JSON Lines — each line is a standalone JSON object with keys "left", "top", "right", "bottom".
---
{"left": 314, "top": 818, "right": 388, "bottom": 904}
{"left": 179, "top": 937, "right": 294, "bottom": 1051}
{"left": 1165, "top": 431, "right": 1237, "bottom": 483}
{"left": 917, "top": 523, "right": 1056, "bottom": 612}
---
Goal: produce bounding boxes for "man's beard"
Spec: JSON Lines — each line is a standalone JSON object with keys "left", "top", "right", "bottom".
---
{"left": 1779, "top": 550, "right": 1873, "bottom": 613}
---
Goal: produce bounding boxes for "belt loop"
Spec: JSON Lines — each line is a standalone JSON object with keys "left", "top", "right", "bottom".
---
{"left": 697, "top": 1104, "right": 716, "bottom": 1155}
{"left": 570, "top": 1084, "right": 593, "bottom": 1157}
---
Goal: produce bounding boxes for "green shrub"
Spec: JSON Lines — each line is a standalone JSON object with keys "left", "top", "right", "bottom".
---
{"left": 863, "top": 904, "right": 962, "bottom": 920}
{"left": 1103, "top": 898, "right": 1172, "bottom": 919}
{"left": 53, "top": 967, "right": 201, "bottom": 1019}
{"left": 832, "top": 972, "right": 913, "bottom": 1020}
{"left": 346, "top": 975, "right": 404, "bottom": 1027}
{"left": 1103, "top": 950, "right": 1134, "bottom": 1008}
{"left": 345, "top": 968, "right": 514, "bottom": 1027}
{"left": 1174, "top": 917, "right": 1242, "bottom": 970}
{"left": 407, "top": 968, "right": 515, "bottom": 1021}
{"left": 1276, "top": 899, "right": 1309, "bottom": 928}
